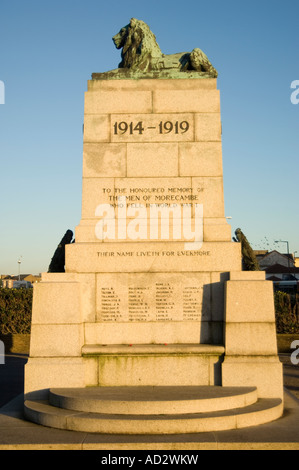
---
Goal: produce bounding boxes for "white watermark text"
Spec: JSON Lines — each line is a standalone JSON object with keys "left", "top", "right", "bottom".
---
{"left": 95, "top": 196, "right": 203, "bottom": 250}
{"left": 290, "top": 80, "right": 299, "bottom": 105}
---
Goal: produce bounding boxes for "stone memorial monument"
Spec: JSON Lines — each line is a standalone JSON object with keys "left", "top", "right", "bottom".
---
{"left": 24, "top": 19, "right": 284, "bottom": 434}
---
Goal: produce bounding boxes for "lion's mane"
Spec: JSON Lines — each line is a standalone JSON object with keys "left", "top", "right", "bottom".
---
{"left": 113, "top": 18, "right": 163, "bottom": 71}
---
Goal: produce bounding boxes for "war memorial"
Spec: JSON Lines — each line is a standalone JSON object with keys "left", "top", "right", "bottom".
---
{"left": 23, "top": 18, "right": 284, "bottom": 436}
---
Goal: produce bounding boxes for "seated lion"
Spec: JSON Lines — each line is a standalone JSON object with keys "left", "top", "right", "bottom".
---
{"left": 112, "top": 18, "right": 218, "bottom": 77}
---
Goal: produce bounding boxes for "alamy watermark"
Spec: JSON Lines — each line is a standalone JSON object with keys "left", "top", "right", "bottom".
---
{"left": 95, "top": 196, "right": 203, "bottom": 250}
{"left": 291, "top": 340, "right": 299, "bottom": 365}
{"left": 0, "top": 340, "right": 5, "bottom": 365}
{"left": 0, "top": 80, "right": 5, "bottom": 104}
{"left": 290, "top": 80, "right": 299, "bottom": 105}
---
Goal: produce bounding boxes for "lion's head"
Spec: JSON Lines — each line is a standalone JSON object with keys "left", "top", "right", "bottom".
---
{"left": 112, "top": 18, "right": 162, "bottom": 71}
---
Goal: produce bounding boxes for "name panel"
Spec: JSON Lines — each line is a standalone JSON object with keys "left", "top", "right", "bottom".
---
{"left": 97, "top": 272, "right": 211, "bottom": 323}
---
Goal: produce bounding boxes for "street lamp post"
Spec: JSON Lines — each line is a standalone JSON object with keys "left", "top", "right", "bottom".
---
{"left": 17, "top": 257, "right": 22, "bottom": 281}
{"left": 294, "top": 251, "right": 298, "bottom": 280}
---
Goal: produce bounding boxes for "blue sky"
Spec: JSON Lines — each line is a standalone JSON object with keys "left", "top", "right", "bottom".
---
{"left": 0, "top": 0, "right": 298, "bottom": 275}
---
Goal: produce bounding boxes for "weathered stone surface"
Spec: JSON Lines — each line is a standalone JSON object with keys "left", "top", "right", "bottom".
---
{"left": 153, "top": 90, "right": 220, "bottom": 113}
{"left": 83, "top": 143, "right": 126, "bottom": 177}
{"left": 84, "top": 91, "right": 152, "bottom": 114}
{"left": 126, "top": 143, "right": 179, "bottom": 176}
{"left": 88, "top": 78, "right": 218, "bottom": 90}
{"left": 179, "top": 142, "right": 223, "bottom": 177}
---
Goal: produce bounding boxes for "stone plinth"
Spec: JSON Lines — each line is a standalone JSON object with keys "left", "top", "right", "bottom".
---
{"left": 24, "top": 77, "right": 283, "bottom": 410}
{"left": 222, "top": 272, "right": 283, "bottom": 399}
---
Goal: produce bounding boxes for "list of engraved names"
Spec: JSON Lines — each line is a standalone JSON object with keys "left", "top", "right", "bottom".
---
{"left": 97, "top": 273, "right": 209, "bottom": 322}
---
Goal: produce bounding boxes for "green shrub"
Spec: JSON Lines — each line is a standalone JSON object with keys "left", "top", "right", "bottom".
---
{"left": 1, "top": 286, "right": 298, "bottom": 337}
{"left": 274, "top": 291, "right": 299, "bottom": 334}
{"left": 0, "top": 288, "right": 33, "bottom": 334}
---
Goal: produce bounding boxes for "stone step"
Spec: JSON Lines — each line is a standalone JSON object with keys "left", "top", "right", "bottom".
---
{"left": 24, "top": 386, "right": 283, "bottom": 434}
{"left": 24, "top": 398, "right": 283, "bottom": 434}
{"left": 81, "top": 344, "right": 226, "bottom": 356}
{"left": 48, "top": 386, "right": 258, "bottom": 415}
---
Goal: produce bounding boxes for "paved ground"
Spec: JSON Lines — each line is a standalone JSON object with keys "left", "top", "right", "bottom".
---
{"left": 279, "top": 354, "right": 299, "bottom": 400}
{"left": 0, "top": 354, "right": 27, "bottom": 408}
{"left": 0, "top": 353, "right": 299, "bottom": 450}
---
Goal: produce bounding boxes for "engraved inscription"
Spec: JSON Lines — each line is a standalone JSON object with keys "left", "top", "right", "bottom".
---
{"left": 113, "top": 120, "right": 190, "bottom": 135}
{"left": 128, "top": 286, "right": 151, "bottom": 321}
{"left": 183, "top": 286, "right": 202, "bottom": 321}
{"left": 111, "top": 114, "right": 194, "bottom": 142}
{"left": 100, "top": 183, "right": 203, "bottom": 211}
{"left": 97, "top": 273, "right": 210, "bottom": 323}
{"left": 100, "top": 287, "right": 122, "bottom": 321}
{"left": 155, "top": 282, "right": 175, "bottom": 321}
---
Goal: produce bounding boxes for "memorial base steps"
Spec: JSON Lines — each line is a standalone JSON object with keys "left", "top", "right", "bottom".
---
{"left": 24, "top": 386, "right": 283, "bottom": 434}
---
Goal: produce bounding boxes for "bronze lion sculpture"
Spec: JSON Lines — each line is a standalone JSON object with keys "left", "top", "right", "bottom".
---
{"left": 112, "top": 18, "right": 218, "bottom": 77}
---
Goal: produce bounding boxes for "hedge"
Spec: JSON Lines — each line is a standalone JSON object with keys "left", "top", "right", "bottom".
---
{"left": 0, "top": 287, "right": 298, "bottom": 336}
{"left": 274, "top": 291, "right": 299, "bottom": 334}
{"left": 0, "top": 288, "right": 32, "bottom": 334}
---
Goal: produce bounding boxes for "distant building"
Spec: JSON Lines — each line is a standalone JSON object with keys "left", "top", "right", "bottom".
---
{"left": 256, "top": 250, "right": 295, "bottom": 270}
{"left": 22, "top": 274, "right": 41, "bottom": 284}
{"left": 264, "top": 264, "right": 299, "bottom": 279}
{"left": 2, "top": 278, "right": 32, "bottom": 288}
{"left": 254, "top": 250, "right": 299, "bottom": 294}
{"left": 1, "top": 274, "right": 41, "bottom": 289}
